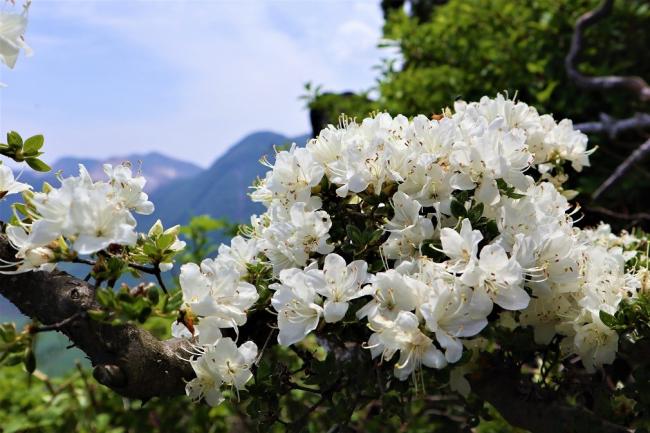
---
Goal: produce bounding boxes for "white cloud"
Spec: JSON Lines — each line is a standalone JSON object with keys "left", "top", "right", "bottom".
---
{"left": 1, "top": 0, "right": 385, "bottom": 167}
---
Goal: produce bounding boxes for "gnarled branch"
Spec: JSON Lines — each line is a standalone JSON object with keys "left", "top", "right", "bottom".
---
{"left": 0, "top": 236, "right": 194, "bottom": 400}
{"left": 575, "top": 112, "right": 650, "bottom": 139}
{"left": 565, "top": 0, "right": 650, "bottom": 101}
{"left": 592, "top": 137, "right": 650, "bottom": 200}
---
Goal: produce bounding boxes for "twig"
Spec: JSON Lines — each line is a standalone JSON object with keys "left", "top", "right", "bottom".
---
{"left": 73, "top": 257, "right": 95, "bottom": 266}
{"left": 28, "top": 312, "right": 86, "bottom": 334}
{"left": 128, "top": 262, "right": 168, "bottom": 293}
{"left": 565, "top": 0, "right": 650, "bottom": 101}
{"left": 592, "top": 138, "right": 650, "bottom": 200}
{"left": 586, "top": 206, "right": 650, "bottom": 221}
{"left": 575, "top": 113, "right": 650, "bottom": 139}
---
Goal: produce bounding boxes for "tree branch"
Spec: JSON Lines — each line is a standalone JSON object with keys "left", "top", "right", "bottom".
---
{"left": 0, "top": 235, "right": 194, "bottom": 400}
{"left": 585, "top": 205, "right": 650, "bottom": 222}
{"left": 575, "top": 112, "right": 650, "bottom": 139}
{"left": 592, "top": 137, "right": 650, "bottom": 200}
{"left": 565, "top": 0, "right": 650, "bottom": 101}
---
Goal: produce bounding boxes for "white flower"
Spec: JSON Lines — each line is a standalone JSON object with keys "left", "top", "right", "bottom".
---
{"left": 252, "top": 144, "right": 324, "bottom": 208}
{"left": 572, "top": 310, "right": 618, "bottom": 372}
{"left": 257, "top": 202, "right": 334, "bottom": 274}
{"left": 461, "top": 243, "right": 528, "bottom": 311}
{"left": 185, "top": 351, "right": 224, "bottom": 407}
{"left": 420, "top": 279, "right": 489, "bottom": 362}
{"left": 179, "top": 260, "right": 258, "bottom": 328}
{"left": 357, "top": 269, "right": 424, "bottom": 321}
{"left": 306, "top": 113, "right": 409, "bottom": 197}
{"left": 103, "top": 163, "right": 154, "bottom": 215}
{"left": 216, "top": 236, "right": 259, "bottom": 277}
{"left": 0, "top": 164, "right": 30, "bottom": 198}
{"left": 0, "top": 1, "right": 32, "bottom": 71}
{"left": 579, "top": 246, "right": 638, "bottom": 313}
{"left": 367, "top": 311, "right": 447, "bottom": 380}
{"left": 3, "top": 225, "right": 55, "bottom": 273}
{"left": 305, "top": 253, "right": 371, "bottom": 323}
{"left": 544, "top": 119, "right": 591, "bottom": 172}
{"left": 4, "top": 164, "right": 152, "bottom": 258}
{"left": 185, "top": 338, "right": 257, "bottom": 406}
{"left": 207, "top": 338, "right": 257, "bottom": 390}
{"left": 440, "top": 219, "right": 483, "bottom": 273}
{"left": 512, "top": 231, "right": 579, "bottom": 295}
{"left": 382, "top": 191, "right": 434, "bottom": 260}
{"left": 519, "top": 292, "right": 575, "bottom": 345}
{"left": 270, "top": 267, "right": 323, "bottom": 346}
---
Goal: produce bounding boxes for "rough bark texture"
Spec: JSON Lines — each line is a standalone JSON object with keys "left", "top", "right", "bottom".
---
{"left": 0, "top": 236, "right": 194, "bottom": 400}
{"left": 0, "top": 234, "right": 632, "bottom": 432}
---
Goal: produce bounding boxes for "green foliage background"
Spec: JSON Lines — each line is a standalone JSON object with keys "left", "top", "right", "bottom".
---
{"left": 308, "top": 0, "right": 650, "bottom": 221}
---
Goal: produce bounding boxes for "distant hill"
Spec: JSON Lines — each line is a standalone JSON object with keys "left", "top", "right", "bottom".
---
{"left": 22, "top": 151, "right": 203, "bottom": 193}
{"left": 145, "top": 131, "right": 310, "bottom": 228}
{"left": 0, "top": 152, "right": 202, "bottom": 222}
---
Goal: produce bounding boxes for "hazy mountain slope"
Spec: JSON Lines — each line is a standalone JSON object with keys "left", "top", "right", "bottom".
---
{"left": 146, "top": 131, "right": 310, "bottom": 227}
{"left": 24, "top": 151, "right": 202, "bottom": 193}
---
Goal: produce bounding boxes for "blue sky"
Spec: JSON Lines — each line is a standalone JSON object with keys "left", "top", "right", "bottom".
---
{"left": 0, "top": 0, "right": 386, "bottom": 167}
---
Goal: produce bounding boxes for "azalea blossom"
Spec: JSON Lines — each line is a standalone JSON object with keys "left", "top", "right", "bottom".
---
{"left": 270, "top": 266, "right": 324, "bottom": 346}
{"left": 461, "top": 243, "right": 528, "bottom": 311}
{"left": 0, "top": 164, "right": 30, "bottom": 198}
{"left": 0, "top": 0, "right": 32, "bottom": 75}
{"left": 367, "top": 311, "right": 447, "bottom": 380}
{"left": 185, "top": 338, "right": 258, "bottom": 406}
{"left": 179, "top": 260, "right": 258, "bottom": 328}
{"left": 305, "top": 253, "right": 371, "bottom": 323}
{"left": 440, "top": 219, "right": 483, "bottom": 273}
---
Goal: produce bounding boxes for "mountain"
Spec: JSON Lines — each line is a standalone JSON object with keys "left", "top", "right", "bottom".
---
{"left": 0, "top": 152, "right": 202, "bottom": 222}
{"left": 145, "top": 131, "right": 310, "bottom": 228}
{"left": 22, "top": 151, "right": 203, "bottom": 193}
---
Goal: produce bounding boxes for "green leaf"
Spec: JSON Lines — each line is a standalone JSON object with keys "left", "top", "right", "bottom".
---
{"left": 599, "top": 310, "right": 618, "bottom": 329}
{"left": 23, "top": 347, "right": 36, "bottom": 374}
{"left": 12, "top": 202, "right": 28, "bottom": 218}
{"left": 156, "top": 232, "right": 176, "bottom": 251}
{"left": 346, "top": 225, "right": 364, "bottom": 246}
{"left": 22, "top": 135, "right": 44, "bottom": 155}
{"left": 468, "top": 202, "right": 484, "bottom": 222}
{"left": 486, "top": 219, "right": 500, "bottom": 237}
{"left": 147, "top": 286, "right": 160, "bottom": 305}
{"left": 450, "top": 199, "right": 467, "bottom": 218}
{"left": 0, "top": 323, "right": 17, "bottom": 342}
{"left": 87, "top": 309, "right": 109, "bottom": 322}
{"left": 496, "top": 178, "right": 525, "bottom": 199}
{"left": 25, "top": 158, "right": 51, "bottom": 172}
{"left": 6, "top": 131, "right": 23, "bottom": 149}
{"left": 96, "top": 288, "right": 115, "bottom": 308}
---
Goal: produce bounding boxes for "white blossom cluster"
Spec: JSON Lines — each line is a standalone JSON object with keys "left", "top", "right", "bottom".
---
{"left": 174, "top": 95, "right": 640, "bottom": 405}
{"left": 4, "top": 163, "right": 154, "bottom": 272}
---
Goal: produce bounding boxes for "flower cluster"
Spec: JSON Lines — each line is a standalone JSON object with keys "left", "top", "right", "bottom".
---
{"left": 4, "top": 163, "right": 154, "bottom": 272}
{"left": 173, "top": 95, "right": 640, "bottom": 405}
